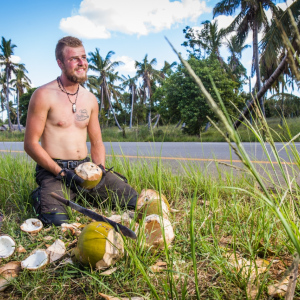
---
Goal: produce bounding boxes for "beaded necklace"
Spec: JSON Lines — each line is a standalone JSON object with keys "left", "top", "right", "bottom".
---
{"left": 57, "top": 76, "right": 79, "bottom": 113}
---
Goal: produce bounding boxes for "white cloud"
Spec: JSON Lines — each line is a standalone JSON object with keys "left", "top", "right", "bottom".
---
{"left": 60, "top": 0, "right": 211, "bottom": 39}
{"left": 114, "top": 56, "right": 136, "bottom": 76}
{"left": 60, "top": 15, "right": 111, "bottom": 39}
{"left": 11, "top": 55, "right": 21, "bottom": 64}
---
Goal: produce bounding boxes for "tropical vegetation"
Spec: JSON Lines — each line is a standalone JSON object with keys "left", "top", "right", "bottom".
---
{"left": 0, "top": 0, "right": 300, "bottom": 138}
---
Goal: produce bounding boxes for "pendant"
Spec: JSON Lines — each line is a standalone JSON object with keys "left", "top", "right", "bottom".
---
{"left": 72, "top": 104, "right": 76, "bottom": 113}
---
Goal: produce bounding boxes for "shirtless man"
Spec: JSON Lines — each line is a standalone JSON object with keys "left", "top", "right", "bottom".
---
{"left": 24, "top": 36, "right": 137, "bottom": 226}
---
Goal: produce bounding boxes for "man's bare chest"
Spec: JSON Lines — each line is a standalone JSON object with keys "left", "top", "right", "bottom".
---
{"left": 47, "top": 96, "right": 92, "bottom": 129}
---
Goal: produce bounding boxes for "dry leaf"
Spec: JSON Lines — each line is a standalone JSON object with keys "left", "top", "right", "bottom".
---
{"left": 149, "top": 261, "right": 167, "bottom": 273}
{"left": 61, "top": 223, "right": 82, "bottom": 235}
{"left": 43, "top": 236, "right": 54, "bottom": 241}
{"left": 16, "top": 245, "right": 26, "bottom": 253}
{"left": 170, "top": 208, "right": 180, "bottom": 213}
{"left": 268, "top": 277, "right": 289, "bottom": 298}
{"left": 98, "top": 293, "right": 143, "bottom": 300}
{"left": 99, "top": 267, "right": 118, "bottom": 276}
{"left": 46, "top": 239, "right": 66, "bottom": 263}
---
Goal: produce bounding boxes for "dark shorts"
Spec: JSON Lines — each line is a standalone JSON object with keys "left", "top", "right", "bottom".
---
{"left": 32, "top": 158, "right": 138, "bottom": 226}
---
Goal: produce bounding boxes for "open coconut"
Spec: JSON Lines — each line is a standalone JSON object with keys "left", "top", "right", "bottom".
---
{"left": 0, "top": 235, "right": 15, "bottom": 259}
{"left": 20, "top": 218, "right": 43, "bottom": 234}
{"left": 21, "top": 249, "right": 49, "bottom": 270}
{"left": 73, "top": 222, "right": 124, "bottom": 269}
{"left": 137, "top": 189, "right": 170, "bottom": 219}
{"left": 0, "top": 261, "right": 21, "bottom": 291}
{"left": 75, "top": 162, "right": 103, "bottom": 189}
{"left": 144, "top": 214, "right": 175, "bottom": 249}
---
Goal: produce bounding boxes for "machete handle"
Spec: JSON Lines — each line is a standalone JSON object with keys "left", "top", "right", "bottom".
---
{"left": 50, "top": 192, "right": 69, "bottom": 206}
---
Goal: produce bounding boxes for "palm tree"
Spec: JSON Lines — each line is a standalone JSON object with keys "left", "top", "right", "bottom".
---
{"left": 226, "top": 35, "right": 249, "bottom": 75}
{"left": 0, "top": 71, "right": 14, "bottom": 124}
{"left": 0, "top": 37, "right": 26, "bottom": 130}
{"left": 11, "top": 68, "right": 31, "bottom": 131}
{"left": 213, "top": 0, "right": 280, "bottom": 115}
{"left": 135, "top": 54, "right": 162, "bottom": 128}
{"left": 199, "top": 20, "right": 226, "bottom": 63}
{"left": 122, "top": 75, "right": 137, "bottom": 129}
{"left": 88, "top": 48, "right": 123, "bottom": 130}
{"left": 160, "top": 61, "right": 177, "bottom": 79}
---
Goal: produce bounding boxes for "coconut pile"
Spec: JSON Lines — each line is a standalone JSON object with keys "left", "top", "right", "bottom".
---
{"left": 0, "top": 163, "right": 178, "bottom": 294}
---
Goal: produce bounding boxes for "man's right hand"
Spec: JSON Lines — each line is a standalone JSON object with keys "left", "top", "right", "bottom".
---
{"left": 57, "top": 169, "right": 85, "bottom": 192}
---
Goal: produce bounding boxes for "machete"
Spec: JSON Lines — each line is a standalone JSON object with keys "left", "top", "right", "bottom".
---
{"left": 50, "top": 192, "right": 137, "bottom": 239}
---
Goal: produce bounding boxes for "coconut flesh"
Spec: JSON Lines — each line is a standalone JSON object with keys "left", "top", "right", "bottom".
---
{"left": 21, "top": 249, "right": 49, "bottom": 270}
{"left": 0, "top": 235, "right": 15, "bottom": 259}
{"left": 20, "top": 218, "right": 43, "bottom": 234}
{"left": 75, "top": 162, "right": 103, "bottom": 189}
{"left": 137, "top": 189, "right": 170, "bottom": 219}
{"left": 144, "top": 214, "right": 175, "bottom": 249}
{"left": 73, "top": 222, "right": 124, "bottom": 269}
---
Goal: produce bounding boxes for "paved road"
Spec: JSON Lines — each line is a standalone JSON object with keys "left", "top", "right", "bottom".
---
{"left": 1, "top": 141, "right": 299, "bottom": 167}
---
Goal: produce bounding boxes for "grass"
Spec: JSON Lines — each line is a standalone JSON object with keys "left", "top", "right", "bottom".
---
{"left": 2, "top": 116, "right": 300, "bottom": 143}
{"left": 0, "top": 149, "right": 299, "bottom": 299}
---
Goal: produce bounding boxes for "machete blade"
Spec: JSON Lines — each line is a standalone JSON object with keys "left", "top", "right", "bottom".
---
{"left": 50, "top": 192, "right": 137, "bottom": 239}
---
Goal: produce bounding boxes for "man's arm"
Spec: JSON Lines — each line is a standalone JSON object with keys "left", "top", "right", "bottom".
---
{"left": 88, "top": 95, "right": 106, "bottom": 167}
{"left": 24, "top": 88, "right": 62, "bottom": 176}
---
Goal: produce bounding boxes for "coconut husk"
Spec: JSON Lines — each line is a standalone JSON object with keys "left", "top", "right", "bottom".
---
{"left": 137, "top": 189, "right": 170, "bottom": 219}
{"left": 16, "top": 245, "right": 26, "bottom": 253}
{"left": 46, "top": 239, "right": 66, "bottom": 263}
{"left": 75, "top": 162, "right": 102, "bottom": 189}
{"left": 74, "top": 222, "right": 124, "bottom": 269}
{"left": 0, "top": 261, "right": 21, "bottom": 291}
{"left": 144, "top": 214, "right": 174, "bottom": 249}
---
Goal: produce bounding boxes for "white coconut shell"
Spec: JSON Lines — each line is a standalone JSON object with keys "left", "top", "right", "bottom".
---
{"left": 144, "top": 214, "right": 175, "bottom": 249}
{"left": 0, "top": 235, "right": 15, "bottom": 258}
{"left": 20, "top": 218, "right": 43, "bottom": 234}
{"left": 137, "top": 189, "right": 170, "bottom": 219}
{"left": 75, "top": 162, "right": 102, "bottom": 181}
{"left": 21, "top": 249, "right": 49, "bottom": 270}
{"left": 0, "top": 261, "right": 21, "bottom": 291}
{"left": 46, "top": 239, "right": 66, "bottom": 263}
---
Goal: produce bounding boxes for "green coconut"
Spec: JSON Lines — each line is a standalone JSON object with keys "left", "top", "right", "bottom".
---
{"left": 137, "top": 189, "right": 170, "bottom": 219}
{"left": 75, "top": 162, "right": 103, "bottom": 189}
{"left": 73, "top": 222, "right": 124, "bottom": 269}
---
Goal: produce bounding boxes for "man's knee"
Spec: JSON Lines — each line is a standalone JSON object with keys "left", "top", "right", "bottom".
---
{"left": 31, "top": 185, "right": 70, "bottom": 226}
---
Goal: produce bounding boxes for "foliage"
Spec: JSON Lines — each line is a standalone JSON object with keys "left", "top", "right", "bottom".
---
{"left": 161, "top": 55, "right": 245, "bottom": 135}
{"left": 19, "top": 87, "right": 36, "bottom": 126}
{"left": 265, "top": 93, "right": 300, "bottom": 118}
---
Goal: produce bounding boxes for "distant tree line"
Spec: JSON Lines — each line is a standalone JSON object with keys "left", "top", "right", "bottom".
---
{"left": 2, "top": 0, "right": 300, "bottom": 135}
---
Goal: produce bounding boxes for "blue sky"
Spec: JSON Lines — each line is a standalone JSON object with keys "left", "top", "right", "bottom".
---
{"left": 0, "top": 0, "right": 292, "bottom": 91}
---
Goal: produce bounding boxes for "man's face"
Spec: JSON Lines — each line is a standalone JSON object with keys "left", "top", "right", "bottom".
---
{"left": 59, "top": 46, "right": 88, "bottom": 84}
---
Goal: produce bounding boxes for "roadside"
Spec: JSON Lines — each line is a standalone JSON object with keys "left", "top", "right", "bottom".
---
{"left": 1, "top": 117, "right": 299, "bottom": 143}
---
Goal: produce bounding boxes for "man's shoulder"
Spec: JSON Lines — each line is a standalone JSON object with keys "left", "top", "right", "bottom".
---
{"left": 30, "top": 80, "right": 57, "bottom": 104}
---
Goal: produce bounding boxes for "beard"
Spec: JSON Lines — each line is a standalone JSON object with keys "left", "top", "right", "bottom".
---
{"left": 62, "top": 65, "right": 88, "bottom": 84}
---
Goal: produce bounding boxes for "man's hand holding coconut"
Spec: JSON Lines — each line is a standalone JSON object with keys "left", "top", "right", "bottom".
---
{"left": 24, "top": 36, "right": 138, "bottom": 226}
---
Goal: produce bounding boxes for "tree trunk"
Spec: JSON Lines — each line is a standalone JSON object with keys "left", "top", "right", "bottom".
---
{"left": 233, "top": 54, "right": 287, "bottom": 129}
{"left": 253, "top": 19, "right": 264, "bottom": 116}
{"left": 175, "top": 120, "right": 181, "bottom": 128}
{"left": 280, "top": 82, "right": 284, "bottom": 126}
{"left": 5, "top": 68, "right": 13, "bottom": 131}
{"left": 16, "top": 89, "right": 21, "bottom": 132}
{"left": 104, "top": 85, "right": 122, "bottom": 130}
{"left": 153, "top": 114, "right": 160, "bottom": 128}
{"left": 129, "top": 85, "right": 134, "bottom": 129}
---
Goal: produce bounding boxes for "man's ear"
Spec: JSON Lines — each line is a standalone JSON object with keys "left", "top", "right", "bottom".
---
{"left": 57, "top": 59, "right": 64, "bottom": 70}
